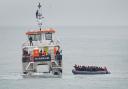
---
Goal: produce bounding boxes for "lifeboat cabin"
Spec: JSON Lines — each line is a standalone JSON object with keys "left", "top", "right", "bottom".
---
{"left": 22, "top": 28, "right": 62, "bottom": 76}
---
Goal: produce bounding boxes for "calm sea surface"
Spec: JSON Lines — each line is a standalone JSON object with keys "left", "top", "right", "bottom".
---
{"left": 0, "top": 26, "right": 128, "bottom": 89}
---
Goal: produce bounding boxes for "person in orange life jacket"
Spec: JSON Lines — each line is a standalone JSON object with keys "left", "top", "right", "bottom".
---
{"left": 42, "top": 50, "right": 47, "bottom": 56}
{"left": 56, "top": 50, "right": 60, "bottom": 55}
{"left": 39, "top": 49, "right": 42, "bottom": 56}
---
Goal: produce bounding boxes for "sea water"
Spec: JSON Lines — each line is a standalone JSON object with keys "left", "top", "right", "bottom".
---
{"left": 0, "top": 26, "right": 128, "bottom": 89}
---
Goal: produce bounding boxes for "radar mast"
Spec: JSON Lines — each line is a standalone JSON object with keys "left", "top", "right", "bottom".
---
{"left": 36, "top": 2, "right": 44, "bottom": 31}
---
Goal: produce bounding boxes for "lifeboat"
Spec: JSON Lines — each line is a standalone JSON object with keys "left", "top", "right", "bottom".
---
{"left": 22, "top": 2, "right": 63, "bottom": 77}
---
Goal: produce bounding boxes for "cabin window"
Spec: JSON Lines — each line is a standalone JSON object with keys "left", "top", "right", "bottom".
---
{"left": 45, "top": 33, "right": 52, "bottom": 40}
{"left": 28, "top": 34, "right": 41, "bottom": 41}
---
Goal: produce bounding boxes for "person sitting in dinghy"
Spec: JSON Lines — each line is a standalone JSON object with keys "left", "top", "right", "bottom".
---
{"left": 73, "top": 65, "right": 107, "bottom": 71}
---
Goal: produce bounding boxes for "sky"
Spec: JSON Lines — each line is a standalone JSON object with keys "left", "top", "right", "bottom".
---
{"left": 0, "top": 0, "right": 128, "bottom": 27}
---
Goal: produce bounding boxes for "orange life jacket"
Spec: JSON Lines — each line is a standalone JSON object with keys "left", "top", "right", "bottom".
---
{"left": 33, "top": 48, "right": 39, "bottom": 57}
{"left": 54, "top": 47, "right": 57, "bottom": 55}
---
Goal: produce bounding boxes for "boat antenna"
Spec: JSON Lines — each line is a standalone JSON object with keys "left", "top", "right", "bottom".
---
{"left": 36, "top": 2, "right": 44, "bottom": 31}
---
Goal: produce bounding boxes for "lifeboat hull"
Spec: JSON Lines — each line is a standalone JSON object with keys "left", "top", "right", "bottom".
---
{"left": 22, "top": 72, "right": 62, "bottom": 78}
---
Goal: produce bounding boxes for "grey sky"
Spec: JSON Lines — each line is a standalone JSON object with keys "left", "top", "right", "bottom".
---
{"left": 0, "top": 0, "right": 128, "bottom": 27}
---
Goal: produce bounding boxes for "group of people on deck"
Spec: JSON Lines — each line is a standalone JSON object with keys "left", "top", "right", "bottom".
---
{"left": 74, "top": 64, "right": 107, "bottom": 71}
{"left": 38, "top": 47, "right": 61, "bottom": 57}
{"left": 39, "top": 49, "right": 48, "bottom": 56}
